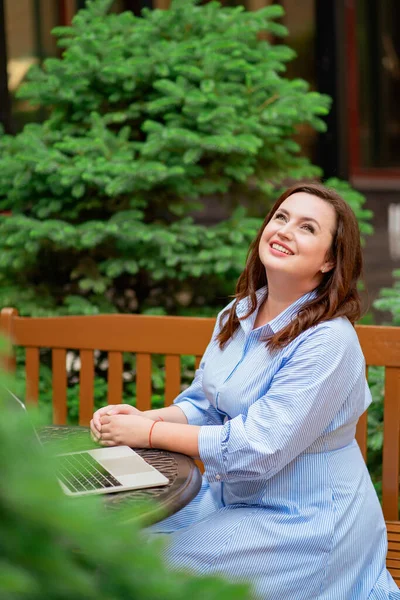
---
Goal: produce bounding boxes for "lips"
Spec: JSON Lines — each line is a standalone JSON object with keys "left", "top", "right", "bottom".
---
{"left": 270, "top": 241, "right": 294, "bottom": 256}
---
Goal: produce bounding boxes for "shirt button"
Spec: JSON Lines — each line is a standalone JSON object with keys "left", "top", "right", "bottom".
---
{"left": 215, "top": 474, "right": 221, "bottom": 481}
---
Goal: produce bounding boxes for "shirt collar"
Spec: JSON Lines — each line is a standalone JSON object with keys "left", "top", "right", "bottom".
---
{"left": 236, "top": 286, "right": 267, "bottom": 319}
{"left": 235, "top": 285, "right": 317, "bottom": 335}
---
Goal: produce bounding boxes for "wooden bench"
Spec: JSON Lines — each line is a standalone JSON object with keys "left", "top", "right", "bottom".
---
{"left": 1, "top": 307, "right": 400, "bottom": 584}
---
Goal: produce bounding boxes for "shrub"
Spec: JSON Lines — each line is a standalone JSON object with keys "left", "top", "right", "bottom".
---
{"left": 0, "top": 0, "right": 372, "bottom": 318}
{"left": 373, "top": 269, "right": 400, "bottom": 325}
{"left": 0, "top": 363, "right": 250, "bottom": 599}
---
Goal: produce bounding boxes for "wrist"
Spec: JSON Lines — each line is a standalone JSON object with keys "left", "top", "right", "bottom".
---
{"left": 143, "top": 409, "right": 165, "bottom": 422}
{"left": 146, "top": 421, "right": 200, "bottom": 457}
{"left": 148, "top": 419, "right": 162, "bottom": 449}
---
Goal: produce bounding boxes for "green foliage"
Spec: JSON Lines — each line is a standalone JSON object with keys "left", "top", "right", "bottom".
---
{"left": 321, "top": 178, "right": 374, "bottom": 242}
{"left": 365, "top": 270, "right": 400, "bottom": 498}
{"left": 373, "top": 269, "right": 400, "bottom": 325}
{"left": 14, "top": 349, "right": 198, "bottom": 425}
{"left": 0, "top": 368, "right": 251, "bottom": 599}
{"left": 0, "top": 0, "right": 371, "bottom": 317}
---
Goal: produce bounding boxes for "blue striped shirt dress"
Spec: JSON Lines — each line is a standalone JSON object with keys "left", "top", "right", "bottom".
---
{"left": 152, "top": 287, "right": 400, "bottom": 599}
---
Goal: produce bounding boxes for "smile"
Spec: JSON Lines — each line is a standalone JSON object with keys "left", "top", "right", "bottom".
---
{"left": 270, "top": 243, "right": 294, "bottom": 256}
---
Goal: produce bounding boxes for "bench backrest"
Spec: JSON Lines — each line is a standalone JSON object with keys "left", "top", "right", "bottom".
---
{"left": 356, "top": 326, "right": 400, "bottom": 521}
{"left": 0, "top": 308, "right": 215, "bottom": 426}
{"left": 1, "top": 308, "right": 400, "bottom": 520}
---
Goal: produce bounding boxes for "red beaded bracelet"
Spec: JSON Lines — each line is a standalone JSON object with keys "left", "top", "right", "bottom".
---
{"left": 148, "top": 417, "right": 163, "bottom": 448}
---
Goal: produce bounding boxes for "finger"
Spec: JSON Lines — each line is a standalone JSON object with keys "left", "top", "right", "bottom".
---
{"left": 91, "top": 430, "right": 101, "bottom": 444}
{"left": 92, "top": 414, "right": 100, "bottom": 431}
{"left": 106, "top": 404, "right": 135, "bottom": 416}
{"left": 93, "top": 407, "right": 109, "bottom": 430}
{"left": 105, "top": 408, "right": 117, "bottom": 416}
{"left": 90, "top": 420, "right": 101, "bottom": 442}
{"left": 93, "top": 411, "right": 101, "bottom": 431}
{"left": 100, "top": 415, "right": 111, "bottom": 425}
{"left": 105, "top": 403, "right": 126, "bottom": 414}
{"left": 99, "top": 439, "right": 117, "bottom": 447}
{"left": 90, "top": 429, "right": 101, "bottom": 444}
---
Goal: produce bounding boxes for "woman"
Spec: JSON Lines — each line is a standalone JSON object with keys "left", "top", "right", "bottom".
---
{"left": 91, "top": 183, "right": 399, "bottom": 599}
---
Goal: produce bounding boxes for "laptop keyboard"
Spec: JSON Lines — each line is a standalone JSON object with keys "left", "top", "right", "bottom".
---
{"left": 57, "top": 452, "right": 122, "bottom": 493}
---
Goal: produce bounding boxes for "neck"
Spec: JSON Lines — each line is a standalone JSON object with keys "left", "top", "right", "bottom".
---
{"left": 262, "top": 276, "right": 314, "bottom": 322}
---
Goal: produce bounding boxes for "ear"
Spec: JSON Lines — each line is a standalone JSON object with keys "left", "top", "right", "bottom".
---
{"left": 321, "top": 261, "right": 335, "bottom": 274}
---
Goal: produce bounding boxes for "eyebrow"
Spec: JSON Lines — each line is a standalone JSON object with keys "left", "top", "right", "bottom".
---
{"left": 276, "top": 208, "right": 321, "bottom": 230}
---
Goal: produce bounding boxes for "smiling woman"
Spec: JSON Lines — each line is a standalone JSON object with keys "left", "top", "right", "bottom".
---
{"left": 91, "top": 183, "right": 399, "bottom": 600}
{"left": 261, "top": 193, "right": 335, "bottom": 272}
{"left": 217, "top": 183, "right": 363, "bottom": 348}
{"left": 255, "top": 191, "right": 337, "bottom": 327}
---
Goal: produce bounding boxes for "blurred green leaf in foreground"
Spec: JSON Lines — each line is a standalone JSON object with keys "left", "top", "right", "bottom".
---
{"left": 0, "top": 359, "right": 250, "bottom": 600}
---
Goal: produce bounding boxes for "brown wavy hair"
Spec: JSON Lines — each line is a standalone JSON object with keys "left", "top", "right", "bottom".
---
{"left": 216, "top": 182, "right": 363, "bottom": 350}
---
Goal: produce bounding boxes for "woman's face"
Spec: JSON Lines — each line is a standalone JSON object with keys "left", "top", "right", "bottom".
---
{"left": 258, "top": 192, "right": 336, "bottom": 289}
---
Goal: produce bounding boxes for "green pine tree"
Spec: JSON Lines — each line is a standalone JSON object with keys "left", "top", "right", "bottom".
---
{"left": 0, "top": 0, "right": 372, "bottom": 316}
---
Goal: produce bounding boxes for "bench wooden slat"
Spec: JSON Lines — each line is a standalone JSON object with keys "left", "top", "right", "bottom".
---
{"left": 356, "top": 325, "right": 400, "bottom": 366}
{"left": 195, "top": 356, "right": 201, "bottom": 370}
{"left": 0, "top": 307, "right": 18, "bottom": 373}
{"left": 8, "top": 313, "right": 215, "bottom": 355}
{"left": 52, "top": 349, "right": 67, "bottom": 425}
{"left": 386, "top": 559, "right": 400, "bottom": 586}
{"left": 79, "top": 350, "right": 94, "bottom": 426}
{"left": 387, "top": 566, "right": 400, "bottom": 574}
{"left": 107, "top": 351, "right": 123, "bottom": 405}
{"left": 136, "top": 353, "right": 152, "bottom": 411}
{"left": 165, "top": 355, "right": 181, "bottom": 406}
{"left": 382, "top": 366, "right": 400, "bottom": 521}
{"left": 387, "top": 522, "right": 400, "bottom": 533}
{"left": 25, "top": 347, "right": 39, "bottom": 406}
{"left": 387, "top": 559, "right": 400, "bottom": 567}
{"left": 387, "top": 522, "right": 400, "bottom": 582}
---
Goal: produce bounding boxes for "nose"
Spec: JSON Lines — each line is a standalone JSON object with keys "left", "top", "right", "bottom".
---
{"left": 277, "top": 222, "right": 293, "bottom": 239}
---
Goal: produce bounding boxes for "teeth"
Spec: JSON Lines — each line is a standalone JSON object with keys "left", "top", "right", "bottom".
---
{"left": 271, "top": 243, "right": 293, "bottom": 255}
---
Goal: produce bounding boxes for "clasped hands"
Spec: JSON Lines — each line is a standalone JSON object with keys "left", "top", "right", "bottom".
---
{"left": 90, "top": 404, "right": 155, "bottom": 448}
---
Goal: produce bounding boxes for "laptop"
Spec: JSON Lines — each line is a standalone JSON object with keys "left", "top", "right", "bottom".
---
{"left": 4, "top": 388, "right": 169, "bottom": 497}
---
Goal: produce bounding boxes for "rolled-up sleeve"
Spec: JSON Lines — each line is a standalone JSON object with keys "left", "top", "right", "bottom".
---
{"left": 198, "top": 324, "right": 367, "bottom": 483}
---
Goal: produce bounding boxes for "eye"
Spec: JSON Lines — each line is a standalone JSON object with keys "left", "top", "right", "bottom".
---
{"left": 274, "top": 212, "right": 287, "bottom": 221}
{"left": 301, "top": 223, "right": 315, "bottom": 234}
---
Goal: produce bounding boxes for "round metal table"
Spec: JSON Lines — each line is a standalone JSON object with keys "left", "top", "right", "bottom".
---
{"left": 40, "top": 426, "right": 202, "bottom": 525}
